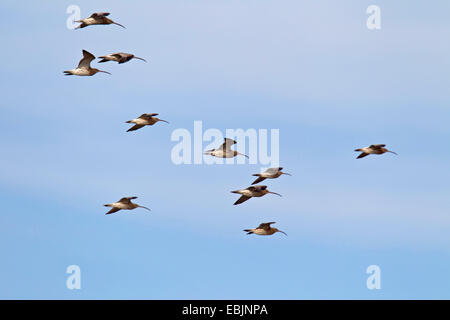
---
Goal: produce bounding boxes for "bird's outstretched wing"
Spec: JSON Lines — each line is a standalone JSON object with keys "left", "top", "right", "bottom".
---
{"left": 118, "top": 197, "right": 137, "bottom": 204}
{"left": 78, "top": 50, "right": 95, "bottom": 69}
{"left": 234, "top": 195, "right": 251, "bottom": 205}
{"left": 248, "top": 185, "right": 267, "bottom": 192}
{"left": 140, "top": 113, "right": 158, "bottom": 119}
{"left": 106, "top": 207, "right": 120, "bottom": 215}
{"left": 127, "top": 124, "right": 145, "bottom": 132}
{"left": 265, "top": 167, "right": 280, "bottom": 174}
{"left": 91, "top": 12, "right": 110, "bottom": 18}
{"left": 116, "top": 53, "right": 133, "bottom": 61}
{"left": 370, "top": 144, "right": 385, "bottom": 149}
{"left": 251, "top": 176, "right": 266, "bottom": 185}
{"left": 257, "top": 222, "right": 276, "bottom": 230}
{"left": 220, "top": 138, "right": 237, "bottom": 150}
{"left": 357, "top": 152, "right": 369, "bottom": 159}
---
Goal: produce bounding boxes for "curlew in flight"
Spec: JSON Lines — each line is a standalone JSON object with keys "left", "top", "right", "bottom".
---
{"left": 244, "top": 222, "right": 287, "bottom": 236}
{"left": 104, "top": 197, "right": 151, "bottom": 215}
{"left": 75, "top": 12, "right": 125, "bottom": 29}
{"left": 204, "top": 138, "right": 248, "bottom": 159}
{"left": 64, "top": 50, "right": 111, "bottom": 76}
{"left": 251, "top": 167, "right": 291, "bottom": 185}
{"left": 231, "top": 185, "right": 281, "bottom": 205}
{"left": 355, "top": 144, "right": 398, "bottom": 159}
{"left": 98, "top": 52, "right": 147, "bottom": 64}
{"left": 126, "top": 113, "right": 169, "bottom": 132}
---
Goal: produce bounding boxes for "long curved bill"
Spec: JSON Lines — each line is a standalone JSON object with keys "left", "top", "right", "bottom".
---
{"left": 238, "top": 153, "right": 249, "bottom": 158}
{"left": 134, "top": 57, "right": 147, "bottom": 62}
{"left": 268, "top": 191, "right": 282, "bottom": 197}
{"left": 98, "top": 70, "right": 112, "bottom": 75}
{"left": 113, "top": 22, "right": 126, "bottom": 28}
{"left": 278, "top": 230, "right": 288, "bottom": 236}
{"left": 282, "top": 172, "right": 292, "bottom": 176}
{"left": 159, "top": 119, "right": 169, "bottom": 124}
{"left": 138, "top": 205, "right": 151, "bottom": 212}
{"left": 388, "top": 150, "right": 398, "bottom": 155}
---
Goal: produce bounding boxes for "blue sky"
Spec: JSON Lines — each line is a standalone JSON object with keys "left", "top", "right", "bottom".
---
{"left": 1, "top": 0, "right": 450, "bottom": 299}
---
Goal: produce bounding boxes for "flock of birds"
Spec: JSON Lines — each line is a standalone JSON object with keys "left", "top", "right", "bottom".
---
{"left": 65, "top": 12, "right": 398, "bottom": 237}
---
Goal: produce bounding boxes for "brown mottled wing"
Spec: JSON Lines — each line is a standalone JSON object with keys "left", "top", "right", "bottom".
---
{"left": 91, "top": 12, "right": 110, "bottom": 18}
{"left": 118, "top": 197, "right": 137, "bottom": 204}
{"left": 116, "top": 53, "right": 131, "bottom": 64}
{"left": 78, "top": 50, "right": 95, "bottom": 69}
{"left": 369, "top": 144, "right": 385, "bottom": 149}
{"left": 257, "top": 222, "right": 275, "bottom": 230}
{"left": 357, "top": 152, "right": 369, "bottom": 159}
{"left": 221, "top": 138, "right": 237, "bottom": 150}
{"left": 139, "top": 113, "right": 158, "bottom": 119}
{"left": 234, "top": 195, "right": 251, "bottom": 205}
{"left": 106, "top": 207, "right": 120, "bottom": 215}
{"left": 251, "top": 176, "right": 266, "bottom": 185}
{"left": 110, "top": 53, "right": 123, "bottom": 60}
{"left": 248, "top": 185, "right": 266, "bottom": 192}
{"left": 127, "top": 124, "right": 145, "bottom": 132}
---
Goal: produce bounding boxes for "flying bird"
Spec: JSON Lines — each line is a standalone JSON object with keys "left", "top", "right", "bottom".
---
{"left": 64, "top": 50, "right": 111, "bottom": 76}
{"left": 204, "top": 138, "right": 248, "bottom": 159}
{"left": 251, "top": 167, "right": 291, "bottom": 185}
{"left": 98, "top": 52, "right": 147, "bottom": 64}
{"left": 244, "top": 222, "right": 287, "bottom": 236}
{"left": 104, "top": 197, "right": 151, "bottom": 215}
{"left": 126, "top": 113, "right": 169, "bottom": 132}
{"left": 231, "top": 185, "right": 281, "bottom": 205}
{"left": 75, "top": 12, "right": 125, "bottom": 29}
{"left": 355, "top": 144, "right": 398, "bottom": 159}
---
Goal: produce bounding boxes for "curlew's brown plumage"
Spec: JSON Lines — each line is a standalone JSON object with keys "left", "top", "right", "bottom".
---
{"left": 355, "top": 144, "right": 398, "bottom": 159}
{"left": 75, "top": 12, "right": 125, "bottom": 29}
{"left": 251, "top": 167, "right": 291, "bottom": 185}
{"left": 98, "top": 52, "right": 147, "bottom": 64}
{"left": 244, "top": 222, "right": 287, "bottom": 236}
{"left": 104, "top": 196, "right": 151, "bottom": 215}
{"left": 126, "top": 113, "right": 169, "bottom": 132}
{"left": 63, "top": 50, "right": 111, "bottom": 76}
{"left": 231, "top": 185, "right": 281, "bottom": 205}
{"left": 204, "top": 138, "right": 248, "bottom": 159}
